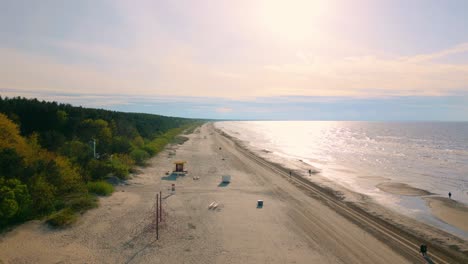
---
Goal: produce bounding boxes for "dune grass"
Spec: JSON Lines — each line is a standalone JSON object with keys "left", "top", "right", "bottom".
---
{"left": 46, "top": 208, "right": 77, "bottom": 227}
{"left": 87, "top": 181, "right": 115, "bottom": 196}
{"left": 67, "top": 193, "right": 98, "bottom": 212}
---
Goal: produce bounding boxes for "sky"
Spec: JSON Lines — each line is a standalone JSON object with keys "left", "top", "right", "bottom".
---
{"left": 1, "top": 0, "right": 468, "bottom": 120}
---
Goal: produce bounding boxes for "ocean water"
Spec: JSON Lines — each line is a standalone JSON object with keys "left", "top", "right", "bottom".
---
{"left": 215, "top": 121, "right": 468, "bottom": 215}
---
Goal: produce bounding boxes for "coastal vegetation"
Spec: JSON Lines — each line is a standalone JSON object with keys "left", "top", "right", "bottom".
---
{"left": 0, "top": 97, "right": 203, "bottom": 229}
{"left": 87, "top": 181, "right": 114, "bottom": 196}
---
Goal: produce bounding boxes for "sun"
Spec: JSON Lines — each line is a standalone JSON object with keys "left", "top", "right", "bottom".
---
{"left": 258, "top": 0, "right": 327, "bottom": 42}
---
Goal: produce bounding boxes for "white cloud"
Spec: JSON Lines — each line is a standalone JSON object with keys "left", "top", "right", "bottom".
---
{"left": 405, "top": 43, "right": 468, "bottom": 63}
{"left": 264, "top": 43, "right": 468, "bottom": 96}
{"left": 2, "top": 42, "right": 468, "bottom": 99}
{"left": 1, "top": 1, "right": 468, "bottom": 99}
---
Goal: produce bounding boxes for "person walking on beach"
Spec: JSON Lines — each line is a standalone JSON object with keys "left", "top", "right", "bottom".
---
{"left": 449, "top": 192, "right": 452, "bottom": 199}
{"left": 308, "top": 169, "right": 312, "bottom": 176}
{"left": 420, "top": 244, "right": 427, "bottom": 257}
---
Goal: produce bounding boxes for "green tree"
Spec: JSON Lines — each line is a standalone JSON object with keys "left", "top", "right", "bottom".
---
{"left": 130, "top": 149, "right": 149, "bottom": 165}
{"left": 0, "top": 113, "right": 29, "bottom": 156}
{"left": 40, "top": 130, "right": 66, "bottom": 150}
{"left": 0, "top": 148, "right": 24, "bottom": 179}
{"left": 56, "top": 110, "right": 68, "bottom": 126}
{"left": 29, "top": 175, "right": 56, "bottom": 215}
{"left": 0, "top": 178, "right": 32, "bottom": 226}
{"left": 59, "top": 140, "right": 93, "bottom": 166}
{"left": 0, "top": 97, "right": 202, "bottom": 228}
{"left": 86, "top": 159, "right": 111, "bottom": 181}
{"left": 109, "top": 154, "right": 134, "bottom": 179}
{"left": 54, "top": 156, "right": 85, "bottom": 194}
{"left": 77, "top": 119, "right": 112, "bottom": 153}
{"left": 111, "top": 136, "right": 132, "bottom": 153}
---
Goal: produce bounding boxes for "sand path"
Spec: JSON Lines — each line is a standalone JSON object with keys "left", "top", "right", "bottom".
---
{"left": 0, "top": 123, "right": 466, "bottom": 263}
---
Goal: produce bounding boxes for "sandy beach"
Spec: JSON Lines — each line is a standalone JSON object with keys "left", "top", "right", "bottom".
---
{"left": 0, "top": 123, "right": 467, "bottom": 263}
{"left": 425, "top": 197, "right": 468, "bottom": 233}
{"left": 377, "top": 182, "right": 433, "bottom": 196}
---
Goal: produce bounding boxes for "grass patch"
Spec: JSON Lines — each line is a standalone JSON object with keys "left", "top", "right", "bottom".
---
{"left": 130, "top": 148, "right": 150, "bottom": 165}
{"left": 46, "top": 208, "right": 77, "bottom": 227}
{"left": 47, "top": 192, "right": 98, "bottom": 228}
{"left": 67, "top": 193, "right": 98, "bottom": 212}
{"left": 172, "top": 135, "right": 189, "bottom": 145}
{"left": 184, "top": 123, "right": 203, "bottom": 134}
{"left": 87, "top": 181, "right": 115, "bottom": 196}
{"left": 184, "top": 123, "right": 203, "bottom": 135}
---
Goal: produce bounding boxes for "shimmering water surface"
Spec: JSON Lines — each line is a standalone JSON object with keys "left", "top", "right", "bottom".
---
{"left": 216, "top": 121, "right": 468, "bottom": 206}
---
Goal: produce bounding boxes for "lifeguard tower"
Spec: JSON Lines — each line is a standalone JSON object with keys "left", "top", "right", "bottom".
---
{"left": 173, "top": 160, "right": 187, "bottom": 174}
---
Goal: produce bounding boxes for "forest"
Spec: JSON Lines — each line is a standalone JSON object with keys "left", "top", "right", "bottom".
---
{"left": 0, "top": 96, "right": 203, "bottom": 228}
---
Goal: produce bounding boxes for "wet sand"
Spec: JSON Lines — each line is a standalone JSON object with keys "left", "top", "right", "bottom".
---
{"left": 377, "top": 182, "right": 432, "bottom": 196}
{"left": 0, "top": 123, "right": 466, "bottom": 263}
{"left": 425, "top": 197, "right": 468, "bottom": 232}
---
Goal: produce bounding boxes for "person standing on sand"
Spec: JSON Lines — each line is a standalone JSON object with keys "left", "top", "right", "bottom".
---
{"left": 420, "top": 244, "right": 427, "bottom": 257}
{"left": 449, "top": 192, "right": 452, "bottom": 199}
{"left": 308, "top": 169, "right": 312, "bottom": 176}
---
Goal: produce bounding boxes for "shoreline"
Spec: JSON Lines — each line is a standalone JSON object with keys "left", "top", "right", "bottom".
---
{"left": 215, "top": 122, "right": 468, "bottom": 225}
{"left": 424, "top": 196, "right": 468, "bottom": 233}
{"left": 0, "top": 123, "right": 466, "bottom": 263}
{"left": 214, "top": 123, "right": 468, "bottom": 260}
{"left": 376, "top": 182, "right": 433, "bottom": 196}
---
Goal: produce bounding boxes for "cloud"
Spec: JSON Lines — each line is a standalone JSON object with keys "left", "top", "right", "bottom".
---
{"left": 2, "top": 38, "right": 468, "bottom": 99}
{"left": 1, "top": 1, "right": 468, "bottom": 99}
{"left": 265, "top": 43, "right": 468, "bottom": 96}
{"left": 406, "top": 43, "right": 468, "bottom": 62}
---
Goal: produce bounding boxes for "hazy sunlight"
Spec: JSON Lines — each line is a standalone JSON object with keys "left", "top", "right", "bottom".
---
{"left": 258, "top": 0, "right": 330, "bottom": 42}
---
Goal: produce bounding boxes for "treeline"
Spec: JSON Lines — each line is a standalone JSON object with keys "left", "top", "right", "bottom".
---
{"left": 0, "top": 96, "right": 203, "bottom": 228}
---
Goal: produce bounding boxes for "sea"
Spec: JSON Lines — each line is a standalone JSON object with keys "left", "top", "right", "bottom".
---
{"left": 215, "top": 121, "right": 468, "bottom": 237}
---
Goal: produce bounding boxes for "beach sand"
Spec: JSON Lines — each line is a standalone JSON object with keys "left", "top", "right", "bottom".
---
{"left": 425, "top": 197, "right": 468, "bottom": 232}
{"left": 377, "top": 182, "right": 433, "bottom": 196}
{"left": 0, "top": 123, "right": 466, "bottom": 263}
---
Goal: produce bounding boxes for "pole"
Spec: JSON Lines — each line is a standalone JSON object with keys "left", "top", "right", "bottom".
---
{"left": 156, "top": 193, "right": 159, "bottom": 240}
{"left": 93, "top": 139, "right": 96, "bottom": 159}
{"left": 159, "top": 191, "right": 162, "bottom": 223}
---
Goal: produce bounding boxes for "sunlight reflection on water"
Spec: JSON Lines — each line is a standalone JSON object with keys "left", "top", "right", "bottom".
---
{"left": 216, "top": 121, "right": 468, "bottom": 237}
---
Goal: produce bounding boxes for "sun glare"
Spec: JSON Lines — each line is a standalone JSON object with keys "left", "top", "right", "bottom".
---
{"left": 258, "top": 0, "right": 328, "bottom": 42}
